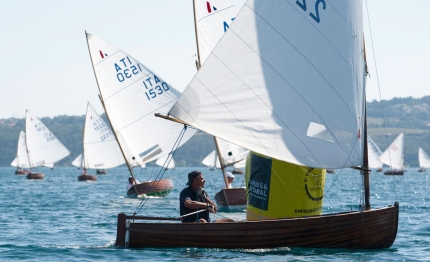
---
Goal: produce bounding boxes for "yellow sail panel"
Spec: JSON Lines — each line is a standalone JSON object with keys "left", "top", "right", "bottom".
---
{"left": 245, "top": 151, "right": 325, "bottom": 220}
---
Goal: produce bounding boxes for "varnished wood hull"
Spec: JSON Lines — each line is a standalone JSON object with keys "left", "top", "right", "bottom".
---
{"left": 96, "top": 169, "right": 107, "bottom": 174}
{"left": 15, "top": 169, "right": 29, "bottom": 175}
{"left": 78, "top": 174, "right": 97, "bottom": 181}
{"left": 26, "top": 172, "right": 44, "bottom": 180}
{"left": 384, "top": 170, "right": 404, "bottom": 175}
{"left": 126, "top": 178, "right": 173, "bottom": 197}
{"left": 214, "top": 188, "right": 246, "bottom": 208}
{"left": 232, "top": 168, "right": 244, "bottom": 174}
{"left": 116, "top": 202, "right": 399, "bottom": 249}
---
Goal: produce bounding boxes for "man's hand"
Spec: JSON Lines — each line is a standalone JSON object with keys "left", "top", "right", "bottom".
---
{"left": 196, "top": 187, "right": 206, "bottom": 199}
{"left": 207, "top": 204, "right": 216, "bottom": 213}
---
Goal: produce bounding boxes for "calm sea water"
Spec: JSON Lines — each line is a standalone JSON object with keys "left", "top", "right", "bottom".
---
{"left": 0, "top": 166, "right": 429, "bottom": 261}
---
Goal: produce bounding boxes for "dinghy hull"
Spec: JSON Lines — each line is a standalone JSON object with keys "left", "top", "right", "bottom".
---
{"left": 26, "top": 172, "right": 44, "bottom": 180}
{"left": 384, "top": 170, "right": 404, "bottom": 175}
{"left": 78, "top": 174, "right": 97, "bottom": 181}
{"left": 126, "top": 178, "right": 174, "bottom": 197}
{"left": 214, "top": 188, "right": 246, "bottom": 209}
{"left": 115, "top": 202, "right": 399, "bottom": 249}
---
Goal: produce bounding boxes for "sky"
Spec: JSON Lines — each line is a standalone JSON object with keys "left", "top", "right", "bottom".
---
{"left": 0, "top": 0, "right": 429, "bottom": 119}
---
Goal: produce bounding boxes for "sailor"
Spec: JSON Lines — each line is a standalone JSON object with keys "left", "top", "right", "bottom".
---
{"left": 126, "top": 176, "right": 140, "bottom": 190}
{"left": 179, "top": 171, "right": 216, "bottom": 223}
{"left": 223, "top": 172, "right": 235, "bottom": 189}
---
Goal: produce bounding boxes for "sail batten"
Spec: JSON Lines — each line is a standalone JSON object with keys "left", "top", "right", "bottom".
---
{"left": 170, "top": 0, "right": 365, "bottom": 169}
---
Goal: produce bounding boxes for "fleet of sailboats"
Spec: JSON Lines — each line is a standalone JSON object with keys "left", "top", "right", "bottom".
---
{"left": 379, "top": 132, "right": 405, "bottom": 175}
{"left": 116, "top": 0, "right": 399, "bottom": 249}
{"left": 24, "top": 110, "right": 70, "bottom": 179}
{"left": 418, "top": 147, "right": 430, "bottom": 172}
{"left": 368, "top": 135, "right": 384, "bottom": 172}
{"left": 85, "top": 32, "right": 196, "bottom": 197}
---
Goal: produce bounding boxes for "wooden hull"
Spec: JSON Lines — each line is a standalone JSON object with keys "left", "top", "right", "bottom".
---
{"left": 115, "top": 202, "right": 399, "bottom": 249}
{"left": 384, "top": 170, "right": 404, "bottom": 175}
{"left": 232, "top": 168, "right": 244, "bottom": 174}
{"left": 126, "top": 178, "right": 173, "bottom": 197}
{"left": 418, "top": 168, "right": 426, "bottom": 173}
{"left": 376, "top": 168, "right": 383, "bottom": 172}
{"left": 96, "top": 169, "right": 107, "bottom": 174}
{"left": 326, "top": 169, "right": 336, "bottom": 174}
{"left": 26, "top": 172, "right": 44, "bottom": 180}
{"left": 15, "top": 169, "right": 29, "bottom": 175}
{"left": 78, "top": 174, "right": 97, "bottom": 181}
{"left": 214, "top": 188, "right": 246, "bottom": 208}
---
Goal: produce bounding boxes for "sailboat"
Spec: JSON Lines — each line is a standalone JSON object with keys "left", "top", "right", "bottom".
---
{"left": 85, "top": 32, "right": 196, "bottom": 197}
{"left": 25, "top": 110, "right": 70, "bottom": 179}
{"left": 418, "top": 147, "right": 430, "bottom": 172}
{"left": 116, "top": 0, "right": 399, "bottom": 249}
{"left": 11, "top": 131, "right": 31, "bottom": 174}
{"left": 368, "top": 135, "right": 384, "bottom": 172}
{"left": 78, "top": 103, "right": 126, "bottom": 181}
{"left": 201, "top": 149, "right": 218, "bottom": 170}
{"left": 379, "top": 132, "right": 405, "bottom": 175}
{"left": 71, "top": 154, "right": 83, "bottom": 169}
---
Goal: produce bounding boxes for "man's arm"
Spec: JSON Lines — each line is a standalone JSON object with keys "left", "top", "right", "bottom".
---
{"left": 183, "top": 199, "right": 211, "bottom": 210}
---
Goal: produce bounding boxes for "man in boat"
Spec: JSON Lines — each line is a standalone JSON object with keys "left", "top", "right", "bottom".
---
{"left": 180, "top": 171, "right": 217, "bottom": 223}
{"left": 126, "top": 176, "right": 140, "bottom": 190}
{"left": 222, "top": 172, "right": 235, "bottom": 189}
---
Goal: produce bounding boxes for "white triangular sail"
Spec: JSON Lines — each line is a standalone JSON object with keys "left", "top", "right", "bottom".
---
{"left": 86, "top": 33, "right": 196, "bottom": 169}
{"left": 368, "top": 136, "right": 383, "bottom": 169}
{"left": 155, "top": 154, "right": 175, "bottom": 169}
{"left": 202, "top": 150, "right": 220, "bottom": 168}
{"left": 72, "top": 154, "right": 83, "bottom": 168}
{"left": 379, "top": 133, "right": 404, "bottom": 170}
{"left": 195, "top": 0, "right": 239, "bottom": 65}
{"left": 25, "top": 110, "right": 70, "bottom": 168}
{"left": 217, "top": 138, "right": 248, "bottom": 167}
{"left": 82, "top": 103, "right": 125, "bottom": 169}
{"left": 11, "top": 131, "right": 30, "bottom": 168}
{"left": 418, "top": 148, "right": 430, "bottom": 169}
{"left": 170, "top": 1, "right": 366, "bottom": 169}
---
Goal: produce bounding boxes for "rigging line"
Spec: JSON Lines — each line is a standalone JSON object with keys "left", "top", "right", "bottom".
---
{"left": 365, "top": 0, "right": 397, "bottom": 201}
{"left": 133, "top": 126, "right": 188, "bottom": 215}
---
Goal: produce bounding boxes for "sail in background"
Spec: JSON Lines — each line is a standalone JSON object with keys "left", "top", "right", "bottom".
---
{"left": 202, "top": 138, "right": 249, "bottom": 169}
{"left": 155, "top": 154, "right": 175, "bottom": 169}
{"left": 71, "top": 154, "right": 83, "bottom": 168}
{"left": 82, "top": 103, "right": 125, "bottom": 169}
{"left": 418, "top": 148, "right": 430, "bottom": 169}
{"left": 169, "top": 0, "right": 366, "bottom": 169}
{"left": 25, "top": 110, "right": 70, "bottom": 168}
{"left": 195, "top": 0, "right": 239, "bottom": 65}
{"left": 368, "top": 136, "right": 383, "bottom": 169}
{"left": 86, "top": 33, "right": 196, "bottom": 168}
{"left": 10, "top": 131, "right": 30, "bottom": 168}
{"left": 379, "top": 132, "right": 405, "bottom": 170}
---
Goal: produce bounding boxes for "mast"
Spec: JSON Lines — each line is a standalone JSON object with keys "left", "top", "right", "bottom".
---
{"left": 85, "top": 31, "right": 138, "bottom": 189}
{"left": 363, "top": 105, "right": 370, "bottom": 210}
{"left": 81, "top": 117, "right": 86, "bottom": 172}
{"left": 192, "top": 0, "right": 201, "bottom": 70}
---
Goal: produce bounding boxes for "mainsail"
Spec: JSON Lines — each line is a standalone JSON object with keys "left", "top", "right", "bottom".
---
{"left": 71, "top": 154, "right": 83, "bottom": 168}
{"left": 11, "top": 131, "right": 30, "bottom": 168}
{"left": 86, "top": 33, "right": 196, "bottom": 168}
{"left": 25, "top": 110, "right": 70, "bottom": 167}
{"left": 169, "top": 1, "right": 366, "bottom": 169}
{"left": 418, "top": 147, "right": 430, "bottom": 169}
{"left": 379, "top": 132, "right": 405, "bottom": 170}
{"left": 368, "top": 136, "right": 383, "bottom": 169}
{"left": 82, "top": 103, "right": 125, "bottom": 169}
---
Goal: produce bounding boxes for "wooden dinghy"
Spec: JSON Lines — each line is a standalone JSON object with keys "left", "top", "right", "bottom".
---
{"left": 115, "top": 202, "right": 399, "bottom": 249}
{"left": 96, "top": 169, "right": 108, "bottom": 174}
{"left": 15, "top": 169, "right": 29, "bottom": 175}
{"left": 26, "top": 172, "right": 44, "bottom": 180}
{"left": 127, "top": 178, "right": 174, "bottom": 198}
{"left": 214, "top": 188, "right": 246, "bottom": 207}
{"left": 384, "top": 170, "right": 404, "bottom": 176}
{"left": 78, "top": 174, "right": 97, "bottom": 181}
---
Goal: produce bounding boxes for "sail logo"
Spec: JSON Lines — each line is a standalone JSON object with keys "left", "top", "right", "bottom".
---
{"left": 303, "top": 168, "right": 324, "bottom": 202}
{"left": 206, "top": 1, "right": 217, "bottom": 13}
{"left": 247, "top": 154, "right": 272, "bottom": 211}
{"left": 99, "top": 50, "right": 108, "bottom": 59}
{"left": 390, "top": 145, "right": 398, "bottom": 151}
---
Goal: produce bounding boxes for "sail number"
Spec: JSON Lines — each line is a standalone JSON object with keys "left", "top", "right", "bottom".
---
{"left": 93, "top": 120, "right": 113, "bottom": 141}
{"left": 115, "top": 56, "right": 142, "bottom": 83}
{"left": 43, "top": 132, "right": 56, "bottom": 142}
{"left": 34, "top": 123, "right": 46, "bottom": 132}
{"left": 143, "top": 75, "right": 170, "bottom": 101}
{"left": 295, "top": 0, "right": 326, "bottom": 23}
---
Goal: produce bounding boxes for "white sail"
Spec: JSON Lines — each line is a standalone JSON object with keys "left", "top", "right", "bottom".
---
{"left": 44, "top": 163, "right": 54, "bottom": 168}
{"left": 25, "top": 110, "right": 70, "bottom": 168}
{"left": 202, "top": 150, "right": 220, "bottom": 168}
{"left": 82, "top": 103, "right": 125, "bottom": 169}
{"left": 72, "top": 154, "right": 83, "bottom": 168}
{"left": 379, "top": 133, "right": 404, "bottom": 170}
{"left": 155, "top": 154, "right": 175, "bottom": 169}
{"left": 86, "top": 33, "right": 196, "bottom": 168}
{"left": 170, "top": 1, "right": 366, "bottom": 169}
{"left": 11, "top": 131, "right": 30, "bottom": 168}
{"left": 195, "top": 0, "right": 239, "bottom": 65}
{"left": 368, "top": 136, "right": 383, "bottom": 169}
{"left": 201, "top": 138, "right": 248, "bottom": 168}
{"left": 418, "top": 148, "right": 430, "bottom": 169}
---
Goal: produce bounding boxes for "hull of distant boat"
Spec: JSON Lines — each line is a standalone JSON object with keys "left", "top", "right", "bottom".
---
{"left": 214, "top": 188, "right": 246, "bottom": 209}
{"left": 384, "top": 169, "right": 404, "bottom": 175}
{"left": 26, "top": 172, "right": 44, "bottom": 180}
{"left": 96, "top": 169, "right": 107, "bottom": 175}
{"left": 126, "top": 178, "right": 174, "bottom": 198}
{"left": 115, "top": 202, "right": 399, "bottom": 249}
{"left": 418, "top": 168, "right": 426, "bottom": 173}
{"left": 78, "top": 174, "right": 97, "bottom": 181}
{"left": 15, "top": 169, "right": 29, "bottom": 175}
{"left": 376, "top": 168, "right": 383, "bottom": 172}
{"left": 232, "top": 168, "right": 244, "bottom": 175}
{"left": 326, "top": 169, "right": 336, "bottom": 174}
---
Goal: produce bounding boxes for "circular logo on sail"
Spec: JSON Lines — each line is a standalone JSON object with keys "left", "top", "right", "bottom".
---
{"left": 304, "top": 168, "right": 324, "bottom": 202}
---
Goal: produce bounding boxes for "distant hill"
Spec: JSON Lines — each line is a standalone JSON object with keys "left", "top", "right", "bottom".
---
{"left": 1, "top": 95, "right": 429, "bottom": 167}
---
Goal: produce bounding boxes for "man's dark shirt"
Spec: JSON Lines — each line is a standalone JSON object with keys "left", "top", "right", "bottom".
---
{"left": 179, "top": 186, "right": 210, "bottom": 223}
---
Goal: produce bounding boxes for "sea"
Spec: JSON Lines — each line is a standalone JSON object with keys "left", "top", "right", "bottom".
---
{"left": 0, "top": 166, "right": 429, "bottom": 262}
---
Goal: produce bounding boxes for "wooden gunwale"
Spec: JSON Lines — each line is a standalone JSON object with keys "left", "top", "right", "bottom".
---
{"left": 116, "top": 202, "right": 398, "bottom": 249}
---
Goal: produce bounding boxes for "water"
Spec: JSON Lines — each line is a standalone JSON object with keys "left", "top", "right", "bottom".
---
{"left": 0, "top": 166, "right": 429, "bottom": 261}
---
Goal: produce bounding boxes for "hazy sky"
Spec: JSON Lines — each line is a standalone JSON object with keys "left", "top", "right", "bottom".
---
{"left": 0, "top": 0, "right": 429, "bottom": 119}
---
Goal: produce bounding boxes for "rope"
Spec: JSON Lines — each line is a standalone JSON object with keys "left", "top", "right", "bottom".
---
{"left": 133, "top": 125, "right": 188, "bottom": 215}
{"left": 365, "top": 0, "right": 397, "bottom": 201}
